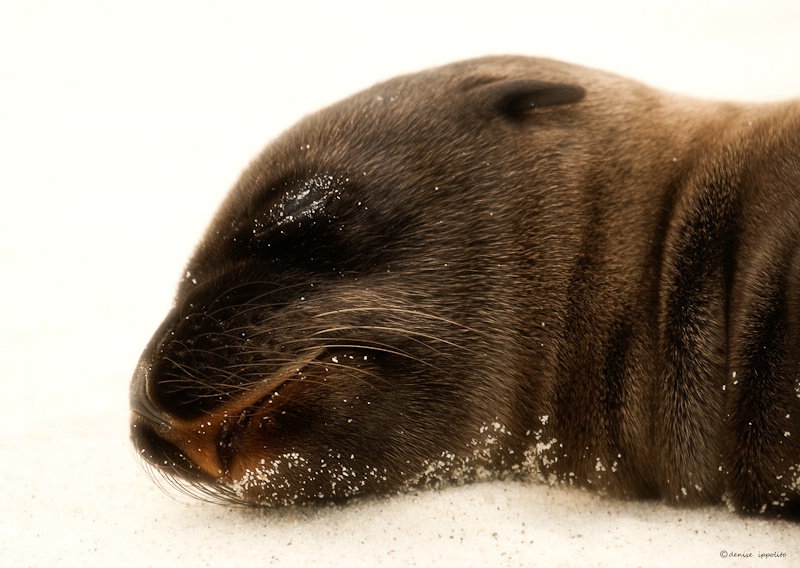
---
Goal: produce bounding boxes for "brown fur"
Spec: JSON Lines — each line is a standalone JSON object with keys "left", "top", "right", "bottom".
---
{"left": 130, "top": 56, "right": 800, "bottom": 518}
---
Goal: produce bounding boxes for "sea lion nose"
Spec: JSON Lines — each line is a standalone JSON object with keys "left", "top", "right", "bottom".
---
{"left": 130, "top": 357, "right": 229, "bottom": 481}
{"left": 130, "top": 360, "right": 171, "bottom": 428}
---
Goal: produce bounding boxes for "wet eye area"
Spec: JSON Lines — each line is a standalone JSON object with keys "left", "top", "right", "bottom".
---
{"left": 239, "top": 173, "right": 397, "bottom": 270}
{"left": 255, "top": 175, "right": 344, "bottom": 236}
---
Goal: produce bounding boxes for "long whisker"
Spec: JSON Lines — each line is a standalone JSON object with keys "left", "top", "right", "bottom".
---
{"left": 202, "top": 281, "right": 309, "bottom": 318}
{"left": 133, "top": 450, "right": 248, "bottom": 506}
{"left": 291, "top": 340, "right": 463, "bottom": 385}
{"left": 313, "top": 307, "right": 490, "bottom": 338}
{"left": 305, "top": 324, "right": 482, "bottom": 355}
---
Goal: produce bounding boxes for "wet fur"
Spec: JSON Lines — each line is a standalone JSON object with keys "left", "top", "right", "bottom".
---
{"left": 130, "top": 56, "right": 800, "bottom": 518}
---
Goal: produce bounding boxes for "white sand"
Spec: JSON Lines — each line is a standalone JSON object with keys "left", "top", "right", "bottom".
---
{"left": 3, "top": 2, "right": 800, "bottom": 566}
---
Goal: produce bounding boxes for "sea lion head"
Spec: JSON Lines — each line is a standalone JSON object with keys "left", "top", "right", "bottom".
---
{"left": 129, "top": 56, "right": 654, "bottom": 505}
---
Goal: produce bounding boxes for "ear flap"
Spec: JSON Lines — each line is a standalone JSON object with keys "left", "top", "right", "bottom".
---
{"left": 485, "top": 79, "right": 585, "bottom": 121}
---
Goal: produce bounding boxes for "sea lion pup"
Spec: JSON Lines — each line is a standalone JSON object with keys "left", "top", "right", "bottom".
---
{"left": 130, "top": 55, "right": 800, "bottom": 518}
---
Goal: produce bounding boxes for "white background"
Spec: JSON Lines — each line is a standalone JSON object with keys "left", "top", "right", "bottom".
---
{"left": 2, "top": 1, "right": 800, "bottom": 566}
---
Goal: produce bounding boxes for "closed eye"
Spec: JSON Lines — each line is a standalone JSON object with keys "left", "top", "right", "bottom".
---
{"left": 239, "top": 174, "right": 404, "bottom": 273}
{"left": 253, "top": 175, "right": 345, "bottom": 239}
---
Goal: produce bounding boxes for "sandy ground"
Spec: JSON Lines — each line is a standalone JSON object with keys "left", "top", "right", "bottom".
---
{"left": 3, "top": 1, "right": 800, "bottom": 566}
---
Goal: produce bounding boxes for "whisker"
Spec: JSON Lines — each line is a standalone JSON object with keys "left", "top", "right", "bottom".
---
{"left": 292, "top": 340, "right": 462, "bottom": 385}
{"left": 300, "top": 359, "right": 390, "bottom": 390}
{"left": 202, "top": 281, "right": 310, "bottom": 319}
{"left": 313, "top": 307, "right": 490, "bottom": 338}
{"left": 305, "top": 324, "right": 481, "bottom": 355}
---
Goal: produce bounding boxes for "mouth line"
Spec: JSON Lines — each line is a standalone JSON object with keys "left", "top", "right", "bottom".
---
{"left": 217, "top": 381, "right": 287, "bottom": 474}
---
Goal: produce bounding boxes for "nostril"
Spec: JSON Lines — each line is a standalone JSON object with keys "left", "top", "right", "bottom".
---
{"left": 130, "top": 360, "right": 171, "bottom": 427}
